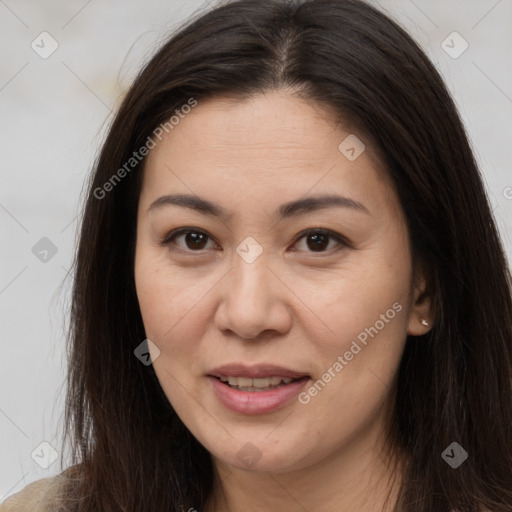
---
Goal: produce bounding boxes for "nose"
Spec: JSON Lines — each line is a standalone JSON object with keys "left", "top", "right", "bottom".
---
{"left": 214, "top": 253, "right": 293, "bottom": 340}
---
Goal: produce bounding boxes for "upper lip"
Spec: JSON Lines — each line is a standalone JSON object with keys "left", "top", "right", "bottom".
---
{"left": 208, "top": 363, "right": 309, "bottom": 379}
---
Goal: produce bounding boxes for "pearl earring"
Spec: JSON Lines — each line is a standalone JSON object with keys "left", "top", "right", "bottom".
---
{"left": 421, "top": 319, "right": 429, "bottom": 326}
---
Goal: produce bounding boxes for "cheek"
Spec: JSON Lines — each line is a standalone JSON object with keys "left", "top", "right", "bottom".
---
{"left": 136, "top": 271, "right": 191, "bottom": 342}
{"left": 292, "top": 262, "right": 411, "bottom": 432}
{"left": 294, "top": 250, "right": 410, "bottom": 358}
{"left": 134, "top": 248, "right": 217, "bottom": 360}
{"left": 134, "top": 254, "right": 209, "bottom": 405}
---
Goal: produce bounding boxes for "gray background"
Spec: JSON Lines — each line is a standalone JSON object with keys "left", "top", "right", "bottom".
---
{"left": 1, "top": 0, "right": 511, "bottom": 501}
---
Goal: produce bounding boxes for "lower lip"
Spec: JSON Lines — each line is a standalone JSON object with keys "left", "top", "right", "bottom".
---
{"left": 207, "top": 376, "right": 310, "bottom": 415}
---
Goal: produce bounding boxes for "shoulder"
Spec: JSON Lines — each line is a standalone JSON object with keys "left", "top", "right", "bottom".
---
{"left": 0, "top": 473, "right": 67, "bottom": 512}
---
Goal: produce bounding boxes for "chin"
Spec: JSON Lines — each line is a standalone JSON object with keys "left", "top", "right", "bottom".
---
{"left": 204, "top": 434, "right": 318, "bottom": 474}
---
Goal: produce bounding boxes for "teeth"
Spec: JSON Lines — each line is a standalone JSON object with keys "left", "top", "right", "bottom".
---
{"left": 218, "top": 376, "right": 295, "bottom": 389}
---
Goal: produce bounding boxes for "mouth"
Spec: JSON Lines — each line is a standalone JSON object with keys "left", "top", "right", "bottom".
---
{"left": 212, "top": 375, "right": 308, "bottom": 392}
{"left": 207, "top": 364, "right": 311, "bottom": 414}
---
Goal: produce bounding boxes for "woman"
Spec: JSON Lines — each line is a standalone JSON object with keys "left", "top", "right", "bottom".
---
{"left": 2, "top": 0, "right": 511, "bottom": 510}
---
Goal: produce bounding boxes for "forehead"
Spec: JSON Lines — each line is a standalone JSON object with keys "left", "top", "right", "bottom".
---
{"left": 148, "top": 90, "right": 369, "bottom": 162}
{"left": 140, "top": 90, "right": 396, "bottom": 218}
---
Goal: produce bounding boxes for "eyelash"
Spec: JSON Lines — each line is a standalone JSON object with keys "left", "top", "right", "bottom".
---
{"left": 159, "top": 227, "right": 351, "bottom": 255}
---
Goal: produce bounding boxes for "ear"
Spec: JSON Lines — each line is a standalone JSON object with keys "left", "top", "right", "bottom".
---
{"left": 407, "top": 259, "right": 434, "bottom": 336}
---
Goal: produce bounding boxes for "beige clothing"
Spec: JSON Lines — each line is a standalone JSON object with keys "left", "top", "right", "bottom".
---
{"left": 0, "top": 473, "right": 67, "bottom": 512}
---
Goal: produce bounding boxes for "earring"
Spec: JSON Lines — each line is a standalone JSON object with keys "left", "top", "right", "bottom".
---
{"left": 409, "top": 319, "right": 430, "bottom": 336}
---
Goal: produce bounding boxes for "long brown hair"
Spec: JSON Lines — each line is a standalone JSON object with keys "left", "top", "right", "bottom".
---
{"left": 57, "top": 0, "right": 512, "bottom": 510}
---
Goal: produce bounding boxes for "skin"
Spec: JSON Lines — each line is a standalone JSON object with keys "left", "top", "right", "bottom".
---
{"left": 134, "top": 88, "right": 433, "bottom": 512}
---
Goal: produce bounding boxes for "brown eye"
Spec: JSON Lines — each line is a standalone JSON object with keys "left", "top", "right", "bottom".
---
{"left": 305, "top": 232, "right": 329, "bottom": 251}
{"left": 161, "top": 227, "right": 349, "bottom": 255}
{"left": 162, "top": 229, "right": 215, "bottom": 252}
{"left": 181, "top": 232, "right": 209, "bottom": 250}
{"left": 293, "top": 229, "right": 348, "bottom": 253}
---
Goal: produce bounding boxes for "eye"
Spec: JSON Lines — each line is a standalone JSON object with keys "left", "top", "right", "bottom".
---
{"left": 160, "top": 228, "right": 217, "bottom": 252}
{"left": 161, "top": 227, "right": 349, "bottom": 255}
{"left": 291, "top": 228, "right": 349, "bottom": 254}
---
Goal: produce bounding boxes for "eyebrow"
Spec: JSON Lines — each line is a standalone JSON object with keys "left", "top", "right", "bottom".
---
{"left": 147, "top": 193, "right": 370, "bottom": 219}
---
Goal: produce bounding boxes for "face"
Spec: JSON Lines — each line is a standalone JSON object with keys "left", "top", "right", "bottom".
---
{"left": 134, "top": 89, "right": 431, "bottom": 475}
